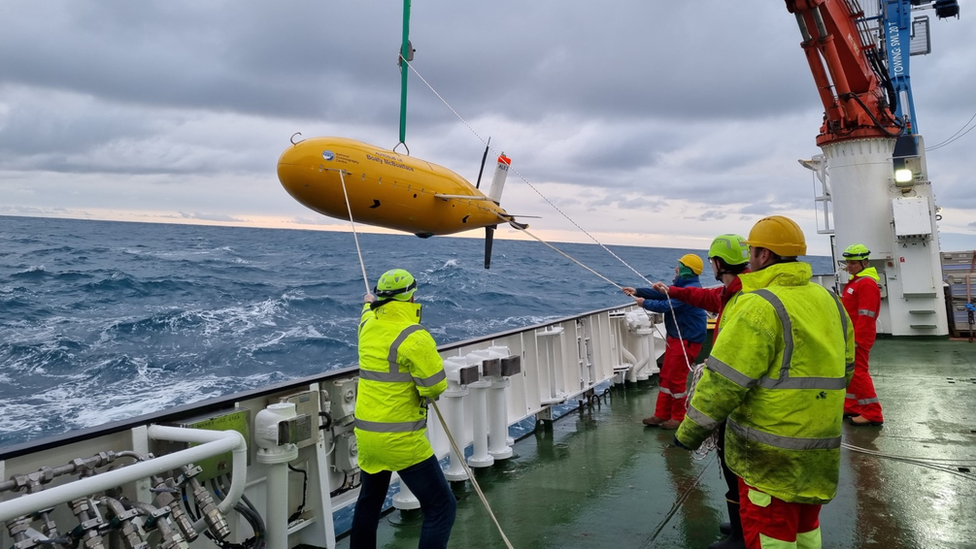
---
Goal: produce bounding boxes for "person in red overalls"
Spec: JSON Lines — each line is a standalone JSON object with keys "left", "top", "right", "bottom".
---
{"left": 841, "top": 244, "right": 884, "bottom": 426}
{"left": 623, "top": 254, "right": 708, "bottom": 430}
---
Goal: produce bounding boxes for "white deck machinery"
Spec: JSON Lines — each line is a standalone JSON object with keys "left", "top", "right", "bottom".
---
{"left": 789, "top": 0, "right": 958, "bottom": 335}
{"left": 803, "top": 137, "right": 946, "bottom": 336}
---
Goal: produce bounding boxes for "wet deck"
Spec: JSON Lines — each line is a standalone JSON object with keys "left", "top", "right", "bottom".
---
{"left": 336, "top": 338, "right": 976, "bottom": 549}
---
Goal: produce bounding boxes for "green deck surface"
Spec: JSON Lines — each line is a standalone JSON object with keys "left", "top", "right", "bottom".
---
{"left": 337, "top": 338, "right": 976, "bottom": 549}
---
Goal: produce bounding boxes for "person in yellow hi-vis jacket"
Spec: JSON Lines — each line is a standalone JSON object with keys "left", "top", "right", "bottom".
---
{"left": 350, "top": 268, "right": 456, "bottom": 549}
{"left": 674, "top": 216, "right": 855, "bottom": 549}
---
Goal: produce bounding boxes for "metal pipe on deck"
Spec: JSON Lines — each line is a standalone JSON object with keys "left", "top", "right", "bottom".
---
{"left": 0, "top": 426, "right": 246, "bottom": 524}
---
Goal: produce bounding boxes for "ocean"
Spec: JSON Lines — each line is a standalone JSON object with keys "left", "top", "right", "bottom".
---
{"left": 0, "top": 215, "right": 832, "bottom": 448}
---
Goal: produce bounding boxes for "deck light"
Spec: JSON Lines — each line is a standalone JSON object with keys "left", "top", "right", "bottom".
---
{"left": 894, "top": 168, "right": 913, "bottom": 183}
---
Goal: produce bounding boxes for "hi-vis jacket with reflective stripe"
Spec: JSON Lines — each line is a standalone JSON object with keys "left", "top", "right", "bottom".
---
{"left": 843, "top": 267, "right": 881, "bottom": 350}
{"left": 676, "top": 262, "right": 855, "bottom": 505}
{"left": 354, "top": 301, "right": 447, "bottom": 474}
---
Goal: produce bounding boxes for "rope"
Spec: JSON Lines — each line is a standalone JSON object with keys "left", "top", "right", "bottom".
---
{"left": 401, "top": 58, "right": 651, "bottom": 286}
{"left": 336, "top": 173, "right": 514, "bottom": 547}
{"left": 685, "top": 361, "right": 718, "bottom": 460}
{"left": 404, "top": 58, "right": 702, "bottom": 456}
{"left": 841, "top": 442, "right": 976, "bottom": 482}
{"left": 403, "top": 57, "right": 698, "bottom": 376}
{"left": 336, "top": 169, "right": 371, "bottom": 294}
{"left": 491, "top": 212, "right": 621, "bottom": 289}
{"left": 431, "top": 401, "right": 515, "bottom": 549}
{"left": 657, "top": 286, "right": 693, "bottom": 373}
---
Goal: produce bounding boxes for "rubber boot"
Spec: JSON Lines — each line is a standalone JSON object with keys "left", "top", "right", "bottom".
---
{"left": 707, "top": 502, "right": 745, "bottom": 549}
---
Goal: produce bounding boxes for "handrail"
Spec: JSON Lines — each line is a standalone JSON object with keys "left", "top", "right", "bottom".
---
{"left": 0, "top": 302, "right": 638, "bottom": 460}
{"left": 0, "top": 426, "right": 246, "bottom": 524}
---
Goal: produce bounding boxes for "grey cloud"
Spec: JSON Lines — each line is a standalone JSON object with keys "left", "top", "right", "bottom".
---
{"left": 0, "top": 0, "right": 973, "bottom": 233}
{"left": 0, "top": 206, "right": 75, "bottom": 216}
{"left": 293, "top": 217, "right": 333, "bottom": 226}
{"left": 698, "top": 210, "right": 729, "bottom": 222}
{"left": 936, "top": 180, "right": 976, "bottom": 209}
{"left": 178, "top": 211, "right": 243, "bottom": 222}
{"left": 0, "top": 1, "right": 815, "bottom": 129}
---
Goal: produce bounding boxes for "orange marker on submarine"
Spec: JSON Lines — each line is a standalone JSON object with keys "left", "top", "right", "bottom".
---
{"left": 277, "top": 136, "right": 525, "bottom": 268}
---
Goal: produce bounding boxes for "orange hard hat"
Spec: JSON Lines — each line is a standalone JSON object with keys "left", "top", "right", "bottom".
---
{"left": 678, "top": 254, "right": 704, "bottom": 275}
{"left": 744, "top": 216, "right": 807, "bottom": 256}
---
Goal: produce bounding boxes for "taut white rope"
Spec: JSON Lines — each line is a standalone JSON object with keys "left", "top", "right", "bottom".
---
{"left": 337, "top": 169, "right": 371, "bottom": 294}
{"left": 432, "top": 401, "right": 515, "bottom": 549}
{"left": 336, "top": 172, "right": 515, "bottom": 546}
{"left": 401, "top": 58, "right": 651, "bottom": 286}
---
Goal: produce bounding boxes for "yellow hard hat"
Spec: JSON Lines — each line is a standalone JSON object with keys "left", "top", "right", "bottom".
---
{"left": 678, "top": 254, "right": 704, "bottom": 275}
{"left": 744, "top": 215, "right": 807, "bottom": 256}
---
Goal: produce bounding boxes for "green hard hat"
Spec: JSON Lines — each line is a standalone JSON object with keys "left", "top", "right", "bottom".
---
{"left": 374, "top": 269, "right": 417, "bottom": 301}
{"left": 708, "top": 234, "right": 749, "bottom": 266}
{"left": 842, "top": 244, "right": 870, "bottom": 261}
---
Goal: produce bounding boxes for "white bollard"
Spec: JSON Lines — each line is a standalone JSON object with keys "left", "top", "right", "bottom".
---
{"left": 487, "top": 376, "right": 513, "bottom": 460}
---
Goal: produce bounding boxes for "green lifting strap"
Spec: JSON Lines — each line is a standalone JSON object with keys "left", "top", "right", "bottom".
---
{"left": 398, "top": 0, "right": 411, "bottom": 147}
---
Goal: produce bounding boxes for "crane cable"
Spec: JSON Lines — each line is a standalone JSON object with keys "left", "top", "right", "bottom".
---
{"left": 338, "top": 172, "right": 516, "bottom": 549}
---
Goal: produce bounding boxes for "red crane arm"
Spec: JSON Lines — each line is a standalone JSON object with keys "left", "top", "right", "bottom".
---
{"left": 785, "top": 0, "right": 900, "bottom": 145}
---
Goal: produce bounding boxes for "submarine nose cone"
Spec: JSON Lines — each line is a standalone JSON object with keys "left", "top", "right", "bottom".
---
{"left": 276, "top": 141, "right": 317, "bottom": 199}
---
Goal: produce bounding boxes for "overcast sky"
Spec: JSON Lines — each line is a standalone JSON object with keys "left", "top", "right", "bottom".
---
{"left": 1, "top": 0, "right": 973, "bottom": 256}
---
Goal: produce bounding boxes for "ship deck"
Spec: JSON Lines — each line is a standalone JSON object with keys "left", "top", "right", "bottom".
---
{"left": 335, "top": 337, "right": 976, "bottom": 549}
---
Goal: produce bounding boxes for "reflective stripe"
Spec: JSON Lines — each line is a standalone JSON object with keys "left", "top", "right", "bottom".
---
{"left": 658, "top": 388, "right": 688, "bottom": 398}
{"left": 858, "top": 397, "right": 879, "bottom": 405}
{"left": 362, "top": 324, "right": 440, "bottom": 385}
{"left": 758, "top": 376, "right": 847, "bottom": 390}
{"left": 796, "top": 527, "right": 822, "bottom": 549}
{"left": 686, "top": 406, "right": 722, "bottom": 431}
{"left": 358, "top": 306, "right": 371, "bottom": 335}
{"left": 846, "top": 362, "right": 855, "bottom": 374}
{"left": 830, "top": 291, "right": 849, "bottom": 349}
{"left": 707, "top": 357, "right": 759, "bottom": 389}
{"left": 387, "top": 325, "right": 426, "bottom": 372}
{"left": 359, "top": 369, "right": 413, "bottom": 383}
{"left": 413, "top": 370, "right": 446, "bottom": 387}
{"left": 749, "top": 289, "right": 847, "bottom": 391}
{"left": 728, "top": 419, "right": 841, "bottom": 450}
{"left": 752, "top": 290, "right": 793, "bottom": 383}
{"left": 858, "top": 309, "right": 877, "bottom": 318}
{"left": 758, "top": 533, "right": 796, "bottom": 549}
{"left": 355, "top": 418, "right": 427, "bottom": 433}
{"left": 845, "top": 393, "right": 856, "bottom": 399}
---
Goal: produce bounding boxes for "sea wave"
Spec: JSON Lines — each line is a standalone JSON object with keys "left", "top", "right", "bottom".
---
{"left": 0, "top": 215, "right": 834, "bottom": 447}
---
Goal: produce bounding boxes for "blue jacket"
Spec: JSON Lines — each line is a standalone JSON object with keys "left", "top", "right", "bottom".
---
{"left": 635, "top": 275, "right": 707, "bottom": 343}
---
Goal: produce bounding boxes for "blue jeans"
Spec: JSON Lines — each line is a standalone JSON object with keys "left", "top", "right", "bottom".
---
{"left": 350, "top": 455, "right": 457, "bottom": 549}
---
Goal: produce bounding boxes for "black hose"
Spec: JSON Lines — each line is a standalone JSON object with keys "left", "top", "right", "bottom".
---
{"left": 286, "top": 465, "right": 308, "bottom": 523}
